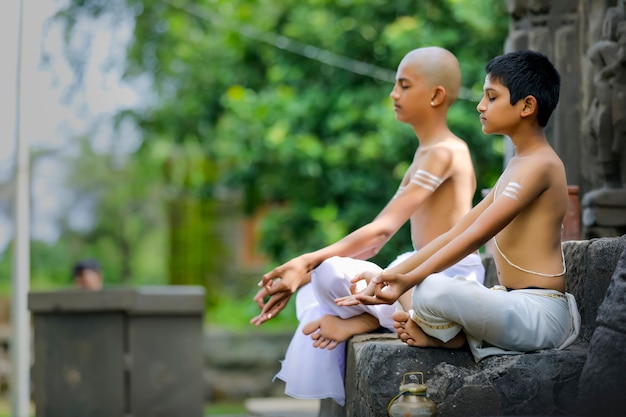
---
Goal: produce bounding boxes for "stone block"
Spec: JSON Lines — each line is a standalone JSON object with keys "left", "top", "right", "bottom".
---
{"left": 345, "top": 333, "right": 476, "bottom": 417}
{"left": 563, "top": 236, "right": 626, "bottom": 341}
{"left": 581, "top": 189, "right": 626, "bottom": 227}
{"left": 577, "top": 245, "right": 626, "bottom": 417}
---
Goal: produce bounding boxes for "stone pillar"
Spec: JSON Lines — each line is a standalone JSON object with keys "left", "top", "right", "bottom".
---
{"left": 581, "top": 189, "right": 626, "bottom": 238}
{"left": 579, "top": 0, "right": 626, "bottom": 238}
{"left": 503, "top": 0, "right": 626, "bottom": 239}
{"left": 504, "top": 0, "right": 581, "bottom": 185}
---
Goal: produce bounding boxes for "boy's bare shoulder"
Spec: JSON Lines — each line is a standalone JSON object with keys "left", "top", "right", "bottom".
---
{"left": 414, "top": 143, "right": 459, "bottom": 173}
{"left": 507, "top": 146, "right": 567, "bottom": 193}
{"left": 419, "top": 137, "right": 470, "bottom": 157}
{"left": 516, "top": 146, "right": 565, "bottom": 173}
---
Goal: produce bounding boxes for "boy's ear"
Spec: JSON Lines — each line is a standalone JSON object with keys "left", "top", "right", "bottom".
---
{"left": 520, "top": 95, "right": 538, "bottom": 119}
{"left": 430, "top": 86, "right": 446, "bottom": 106}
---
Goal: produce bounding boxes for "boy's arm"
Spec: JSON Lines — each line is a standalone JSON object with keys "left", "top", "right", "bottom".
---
{"left": 252, "top": 147, "right": 456, "bottom": 324}
{"left": 249, "top": 194, "right": 415, "bottom": 325}
{"left": 250, "top": 181, "right": 446, "bottom": 326}
{"left": 301, "top": 144, "right": 459, "bottom": 264}
{"left": 386, "top": 191, "right": 494, "bottom": 275}
{"left": 337, "top": 193, "right": 494, "bottom": 305}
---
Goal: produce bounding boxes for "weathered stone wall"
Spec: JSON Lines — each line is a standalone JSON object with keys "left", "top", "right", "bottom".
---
{"left": 577, "top": 242, "right": 626, "bottom": 417}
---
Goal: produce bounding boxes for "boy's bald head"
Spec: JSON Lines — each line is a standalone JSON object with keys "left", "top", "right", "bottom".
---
{"left": 398, "top": 47, "right": 462, "bottom": 106}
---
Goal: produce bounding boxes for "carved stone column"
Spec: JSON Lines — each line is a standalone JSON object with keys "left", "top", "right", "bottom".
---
{"left": 503, "top": 0, "right": 626, "bottom": 239}
{"left": 504, "top": 0, "right": 581, "bottom": 184}
{"left": 580, "top": 0, "right": 626, "bottom": 238}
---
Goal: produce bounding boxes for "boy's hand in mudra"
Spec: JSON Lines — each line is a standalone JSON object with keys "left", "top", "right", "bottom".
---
{"left": 335, "top": 269, "right": 407, "bottom": 306}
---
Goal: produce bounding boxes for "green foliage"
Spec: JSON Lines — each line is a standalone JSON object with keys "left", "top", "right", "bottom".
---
{"left": 209, "top": 287, "right": 298, "bottom": 331}
{"left": 0, "top": 134, "right": 170, "bottom": 293}
{"left": 204, "top": 402, "right": 247, "bottom": 416}
{"left": 51, "top": 0, "right": 508, "bottom": 322}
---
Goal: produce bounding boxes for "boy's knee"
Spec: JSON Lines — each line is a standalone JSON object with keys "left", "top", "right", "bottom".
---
{"left": 313, "top": 257, "right": 343, "bottom": 287}
{"left": 312, "top": 257, "right": 351, "bottom": 299}
{"left": 314, "top": 257, "right": 343, "bottom": 278}
{"left": 412, "top": 274, "right": 450, "bottom": 310}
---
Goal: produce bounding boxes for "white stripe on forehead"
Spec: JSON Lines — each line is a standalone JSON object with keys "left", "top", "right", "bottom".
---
{"left": 502, "top": 182, "right": 522, "bottom": 200}
{"left": 410, "top": 169, "right": 443, "bottom": 192}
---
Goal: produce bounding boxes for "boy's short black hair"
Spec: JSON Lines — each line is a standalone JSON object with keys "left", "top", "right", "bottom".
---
{"left": 485, "top": 50, "right": 560, "bottom": 127}
{"left": 72, "top": 259, "right": 101, "bottom": 279}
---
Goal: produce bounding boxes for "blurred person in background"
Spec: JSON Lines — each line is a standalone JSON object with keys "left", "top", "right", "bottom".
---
{"left": 72, "top": 259, "right": 103, "bottom": 291}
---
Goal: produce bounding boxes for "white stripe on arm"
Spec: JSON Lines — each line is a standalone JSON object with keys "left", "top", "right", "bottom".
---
{"left": 502, "top": 182, "right": 522, "bottom": 200}
{"left": 409, "top": 169, "right": 443, "bottom": 192}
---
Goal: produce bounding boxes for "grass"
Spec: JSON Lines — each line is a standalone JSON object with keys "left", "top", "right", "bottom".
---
{"left": 0, "top": 399, "right": 247, "bottom": 417}
{"left": 204, "top": 401, "right": 248, "bottom": 415}
{"left": 0, "top": 398, "right": 34, "bottom": 417}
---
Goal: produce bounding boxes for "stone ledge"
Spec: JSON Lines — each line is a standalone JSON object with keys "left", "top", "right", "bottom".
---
{"left": 344, "top": 236, "right": 626, "bottom": 417}
{"left": 346, "top": 333, "right": 588, "bottom": 417}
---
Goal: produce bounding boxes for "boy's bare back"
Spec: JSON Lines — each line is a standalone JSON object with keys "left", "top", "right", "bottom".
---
{"left": 488, "top": 144, "right": 568, "bottom": 292}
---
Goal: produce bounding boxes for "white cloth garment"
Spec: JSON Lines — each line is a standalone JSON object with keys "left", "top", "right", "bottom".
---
{"left": 275, "top": 252, "right": 485, "bottom": 406}
{"left": 409, "top": 274, "right": 581, "bottom": 362}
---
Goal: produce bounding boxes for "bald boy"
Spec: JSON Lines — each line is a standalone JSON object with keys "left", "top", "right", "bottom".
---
{"left": 252, "top": 47, "right": 484, "bottom": 406}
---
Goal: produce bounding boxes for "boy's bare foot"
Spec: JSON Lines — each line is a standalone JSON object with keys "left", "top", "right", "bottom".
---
{"left": 302, "top": 313, "right": 380, "bottom": 351}
{"left": 392, "top": 310, "right": 435, "bottom": 347}
{"left": 392, "top": 310, "right": 466, "bottom": 349}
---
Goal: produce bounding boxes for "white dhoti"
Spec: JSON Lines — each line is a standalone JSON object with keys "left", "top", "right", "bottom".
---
{"left": 409, "top": 274, "right": 581, "bottom": 362}
{"left": 275, "top": 252, "right": 485, "bottom": 405}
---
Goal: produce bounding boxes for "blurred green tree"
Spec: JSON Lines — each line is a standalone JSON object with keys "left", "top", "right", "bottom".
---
{"left": 53, "top": 0, "right": 508, "bottom": 306}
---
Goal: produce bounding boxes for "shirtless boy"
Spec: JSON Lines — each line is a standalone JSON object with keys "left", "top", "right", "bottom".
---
{"left": 338, "top": 50, "right": 580, "bottom": 361}
{"left": 251, "top": 47, "right": 484, "bottom": 405}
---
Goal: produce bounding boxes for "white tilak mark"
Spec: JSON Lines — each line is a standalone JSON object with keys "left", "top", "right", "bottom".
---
{"left": 410, "top": 169, "right": 443, "bottom": 192}
{"left": 502, "top": 182, "right": 522, "bottom": 200}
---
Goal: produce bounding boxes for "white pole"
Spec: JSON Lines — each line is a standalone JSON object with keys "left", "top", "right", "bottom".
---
{"left": 11, "top": 0, "right": 31, "bottom": 415}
